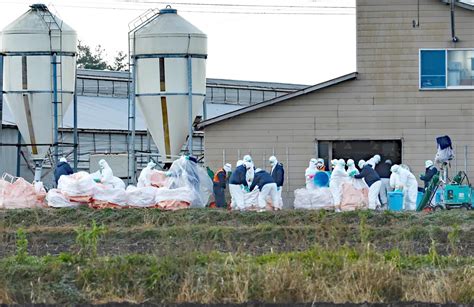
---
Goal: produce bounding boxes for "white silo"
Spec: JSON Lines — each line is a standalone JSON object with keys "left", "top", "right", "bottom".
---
{"left": 1, "top": 4, "right": 77, "bottom": 180}
{"left": 129, "top": 6, "right": 207, "bottom": 171}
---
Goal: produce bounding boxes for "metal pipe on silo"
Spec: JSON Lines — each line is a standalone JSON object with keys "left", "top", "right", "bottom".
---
{"left": 52, "top": 52, "right": 59, "bottom": 165}
{"left": 16, "top": 131, "right": 21, "bottom": 177}
{"left": 73, "top": 82, "right": 78, "bottom": 172}
{"left": 187, "top": 55, "right": 193, "bottom": 155}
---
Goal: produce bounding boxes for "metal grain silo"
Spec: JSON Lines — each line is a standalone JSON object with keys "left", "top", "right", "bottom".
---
{"left": 129, "top": 6, "right": 207, "bottom": 175}
{"left": 1, "top": 4, "right": 77, "bottom": 180}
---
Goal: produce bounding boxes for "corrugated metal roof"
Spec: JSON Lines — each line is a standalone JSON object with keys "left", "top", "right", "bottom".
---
{"left": 2, "top": 96, "right": 244, "bottom": 131}
{"left": 196, "top": 72, "right": 358, "bottom": 130}
{"left": 76, "top": 69, "right": 308, "bottom": 91}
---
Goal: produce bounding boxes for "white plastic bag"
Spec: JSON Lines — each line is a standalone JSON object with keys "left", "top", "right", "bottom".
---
{"left": 58, "top": 171, "right": 96, "bottom": 202}
{"left": 46, "top": 189, "right": 78, "bottom": 208}
{"left": 93, "top": 185, "right": 127, "bottom": 207}
{"left": 167, "top": 156, "right": 213, "bottom": 208}
{"left": 294, "top": 187, "right": 334, "bottom": 210}
{"left": 155, "top": 187, "right": 193, "bottom": 210}
{"left": 126, "top": 186, "right": 158, "bottom": 208}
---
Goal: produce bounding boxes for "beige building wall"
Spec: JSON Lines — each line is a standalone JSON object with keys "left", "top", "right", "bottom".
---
{"left": 202, "top": 0, "right": 474, "bottom": 206}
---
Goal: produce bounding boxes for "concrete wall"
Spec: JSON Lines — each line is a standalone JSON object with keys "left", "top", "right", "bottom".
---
{"left": 202, "top": 0, "right": 474, "bottom": 207}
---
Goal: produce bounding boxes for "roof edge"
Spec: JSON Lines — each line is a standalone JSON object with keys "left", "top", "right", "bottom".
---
{"left": 441, "top": 0, "right": 474, "bottom": 10}
{"left": 196, "top": 72, "right": 358, "bottom": 130}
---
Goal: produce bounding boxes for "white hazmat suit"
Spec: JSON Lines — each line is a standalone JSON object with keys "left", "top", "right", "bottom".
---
{"left": 98, "top": 159, "right": 114, "bottom": 188}
{"left": 137, "top": 161, "right": 156, "bottom": 188}
{"left": 229, "top": 160, "right": 245, "bottom": 210}
{"left": 329, "top": 159, "right": 349, "bottom": 206}
{"left": 269, "top": 156, "right": 283, "bottom": 209}
{"left": 391, "top": 165, "right": 418, "bottom": 210}
{"left": 367, "top": 155, "right": 381, "bottom": 169}
{"left": 243, "top": 155, "right": 254, "bottom": 187}
{"left": 305, "top": 159, "right": 318, "bottom": 190}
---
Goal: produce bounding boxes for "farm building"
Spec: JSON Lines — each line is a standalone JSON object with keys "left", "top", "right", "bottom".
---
{"left": 0, "top": 68, "right": 305, "bottom": 186}
{"left": 197, "top": 0, "right": 474, "bottom": 206}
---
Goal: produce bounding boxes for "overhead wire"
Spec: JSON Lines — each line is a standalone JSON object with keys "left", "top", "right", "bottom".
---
{"left": 0, "top": 0, "right": 355, "bottom": 15}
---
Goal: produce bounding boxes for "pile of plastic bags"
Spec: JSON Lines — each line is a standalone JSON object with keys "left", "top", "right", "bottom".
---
{"left": 0, "top": 174, "right": 46, "bottom": 209}
{"left": 294, "top": 159, "right": 369, "bottom": 211}
{"left": 45, "top": 156, "right": 213, "bottom": 211}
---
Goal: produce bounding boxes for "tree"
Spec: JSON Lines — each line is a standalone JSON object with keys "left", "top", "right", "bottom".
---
{"left": 108, "top": 51, "right": 128, "bottom": 71}
{"left": 77, "top": 41, "right": 108, "bottom": 70}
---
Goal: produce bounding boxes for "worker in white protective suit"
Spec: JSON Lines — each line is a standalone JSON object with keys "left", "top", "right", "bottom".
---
{"left": 330, "top": 159, "right": 337, "bottom": 171}
{"left": 367, "top": 155, "right": 381, "bottom": 169}
{"left": 229, "top": 160, "right": 247, "bottom": 210}
{"left": 347, "top": 159, "right": 368, "bottom": 190}
{"left": 355, "top": 160, "right": 381, "bottom": 209}
{"left": 269, "top": 156, "right": 284, "bottom": 209}
{"left": 250, "top": 168, "right": 278, "bottom": 212}
{"left": 243, "top": 155, "right": 255, "bottom": 187}
{"left": 329, "top": 159, "right": 349, "bottom": 206}
{"left": 390, "top": 165, "right": 418, "bottom": 211}
{"left": 305, "top": 158, "right": 318, "bottom": 190}
{"left": 137, "top": 161, "right": 156, "bottom": 188}
{"left": 346, "top": 159, "right": 359, "bottom": 177}
{"left": 98, "top": 159, "right": 114, "bottom": 188}
{"left": 316, "top": 158, "right": 326, "bottom": 171}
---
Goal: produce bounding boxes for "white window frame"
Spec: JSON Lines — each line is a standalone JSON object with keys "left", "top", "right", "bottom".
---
{"left": 419, "top": 48, "right": 474, "bottom": 90}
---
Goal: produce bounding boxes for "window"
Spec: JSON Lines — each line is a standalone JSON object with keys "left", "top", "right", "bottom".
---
{"left": 420, "top": 50, "right": 446, "bottom": 89}
{"left": 420, "top": 49, "right": 474, "bottom": 89}
{"left": 448, "top": 50, "right": 474, "bottom": 87}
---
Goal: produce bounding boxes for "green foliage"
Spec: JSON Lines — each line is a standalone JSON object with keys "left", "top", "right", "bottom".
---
{"left": 77, "top": 41, "right": 108, "bottom": 70}
{"left": 447, "top": 224, "right": 461, "bottom": 255}
{"left": 107, "top": 50, "right": 128, "bottom": 71}
{"left": 75, "top": 220, "right": 107, "bottom": 258}
{"left": 15, "top": 228, "right": 29, "bottom": 263}
{"left": 358, "top": 211, "right": 370, "bottom": 246}
{"left": 76, "top": 41, "right": 128, "bottom": 71}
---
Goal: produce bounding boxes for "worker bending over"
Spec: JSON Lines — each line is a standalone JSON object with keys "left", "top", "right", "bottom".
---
{"left": 54, "top": 157, "right": 74, "bottom": 185}
{"left": 269, "top": 156, "right": 284, "bottom": 209}
{"left": 420, "top": 160, "right": 438, "bottom": 191}
{"left": 229, "top": 160, "right": 248, "bottom": 210}
{"left": 250, "top": 169, "right": 279, "bottom": 211}
{"left": 213, "top": 163, "right": 232, "bottom": 208}
{"left": 375, "top": 159, "right": 393, "bottom": 208}
{"left": 355, "top": 160, "right": 382, "bottom": 210}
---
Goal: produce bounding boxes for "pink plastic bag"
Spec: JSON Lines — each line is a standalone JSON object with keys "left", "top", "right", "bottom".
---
{"left": 58, "top": 172, "right": 96, "bottom": 203}
{"left": 339, "top": 183, "right": 369, "bottom": 211}
{"left": 150, "top": 170, "right": 169, "bottom": 188}
{"left": 0, "top": 175, "right": 46, "bottom": 209}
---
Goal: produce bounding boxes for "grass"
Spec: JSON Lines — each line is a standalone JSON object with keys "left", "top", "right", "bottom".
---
{"left": 0, "top": 246, "right": 473, "bottom": 304}
{"left": 0, "top": 209, "right": 473, "bottom": 304}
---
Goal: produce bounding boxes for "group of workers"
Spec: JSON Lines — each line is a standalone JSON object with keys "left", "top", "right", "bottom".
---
{"left": 303, "top": 155, "right": 439, "bottom": 211}
{"left": 55, "top": 152, "right": 439, "bottom": 211}
{"left": 212, "top": 155, "right": 285, "bottom": 211}
{"left": 54, "top": 157, "right": 123, "bottom": 189}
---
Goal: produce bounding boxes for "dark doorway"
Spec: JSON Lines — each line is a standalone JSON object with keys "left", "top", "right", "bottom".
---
{"left": 317, "top": 140, "right": 402, "bottom": 170}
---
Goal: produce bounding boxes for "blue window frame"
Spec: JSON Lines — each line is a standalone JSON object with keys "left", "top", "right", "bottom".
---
{"left": 420, "top": 50, "right": 446, "bottom": 89}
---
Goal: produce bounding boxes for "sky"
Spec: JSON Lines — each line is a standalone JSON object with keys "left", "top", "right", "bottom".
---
{"left": 0, "top": 0, "right": 356, "bottom": 85}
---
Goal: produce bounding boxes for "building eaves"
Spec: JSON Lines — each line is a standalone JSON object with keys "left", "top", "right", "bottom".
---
{"left": 441, "top": 0, "right": 474, "bottom": 10}
{"left": 196, "top": 72, "right": 358, "bottom": 130}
